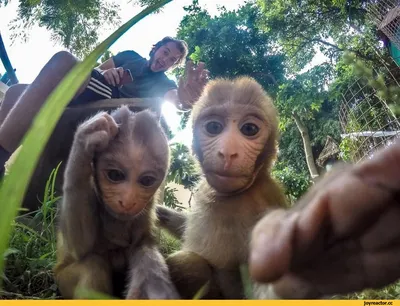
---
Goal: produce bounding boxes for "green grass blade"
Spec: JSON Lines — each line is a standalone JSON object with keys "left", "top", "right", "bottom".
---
{"left": 192, "top": 281, "right": 210, "bottom": 300}
{"left": 240, "top": 264, "right": 253, "bottom": 299}
{"left": 0, "top": 0, "right": 172, "bottom": 285}
{"left": 50, "top": 162, "right": 62, "bottom": 202}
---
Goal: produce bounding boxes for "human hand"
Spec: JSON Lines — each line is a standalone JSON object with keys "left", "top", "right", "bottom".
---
{"left": 178, "top": 61, "right": 209, "bottom": 109}
{"left": 249, "top": 141, "right": 400, "bottom": 298}
{"left": 102, "top": 67, "right": 124, "bottom": 86}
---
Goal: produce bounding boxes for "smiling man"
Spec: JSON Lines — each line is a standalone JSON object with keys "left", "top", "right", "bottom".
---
{"left": 73, "top": 36, "right": 208, "bottom": 110}
{"left": 0, "top": 36, "right": 209, "bottom": 177}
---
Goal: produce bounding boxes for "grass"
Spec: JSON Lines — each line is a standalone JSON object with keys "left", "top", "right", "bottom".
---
{"left": 1, "top": 165, "right": 60, "bottom": 299}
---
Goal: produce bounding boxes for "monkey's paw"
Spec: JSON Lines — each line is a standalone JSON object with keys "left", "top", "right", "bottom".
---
{"left": 76, "top": 112, "right": 119, "bottom": 156}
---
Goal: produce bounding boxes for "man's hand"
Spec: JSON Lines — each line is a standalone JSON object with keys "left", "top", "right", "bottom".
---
{"left": 177, "top": 61, "right": 209, "bottom": 109}
{"left": 249, "top": 141, "right": 400, "bottom": 298}
{"left": 102, "top": 67, "right": 124, "bottom": 86}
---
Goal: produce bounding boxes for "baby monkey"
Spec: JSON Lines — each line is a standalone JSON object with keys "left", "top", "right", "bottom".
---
{"left": 54, "top": 106, "right": 179, "bottom": 299}
{"left": 157, "top": 77, "right": 288, "bottom": 299}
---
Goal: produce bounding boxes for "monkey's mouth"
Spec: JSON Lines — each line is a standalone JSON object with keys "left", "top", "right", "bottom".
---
{"left": 207, "top": 172, "right": 248, "bottom": 184}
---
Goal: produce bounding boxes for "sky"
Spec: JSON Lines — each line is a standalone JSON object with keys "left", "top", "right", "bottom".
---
{"left": 0, "top": 0, "right": 326, "bottom": 146}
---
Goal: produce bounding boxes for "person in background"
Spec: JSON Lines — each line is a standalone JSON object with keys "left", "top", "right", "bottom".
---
{"left": 0, "top": 36, "right": 208, "bottom": 176}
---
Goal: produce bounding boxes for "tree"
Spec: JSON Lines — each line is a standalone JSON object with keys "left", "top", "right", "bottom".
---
{"left": 4, "top": 0, "right": 120, "bottom": 59}
{"left": 162, "top": 142, "right": 200, "bottom": 208}
{"left": 177, "top": 1, "right": 286, "bottom": 92}
{"left": 275, "top": 63, "right": 342, "bottom": 181}
{"left": 256, "top": 0, "right": 389, "bottom": 73}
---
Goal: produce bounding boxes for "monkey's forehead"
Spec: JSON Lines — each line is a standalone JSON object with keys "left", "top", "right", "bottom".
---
{"left": 194, "top": 103, "right": 271, "bottom": 121}
{"left": 102, "top": 141, "right": 168, "bottom": 163}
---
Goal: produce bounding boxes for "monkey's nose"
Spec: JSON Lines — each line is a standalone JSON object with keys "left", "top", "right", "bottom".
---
{"left": 218, "top": 150, "right": 238, "bottom": 169}
{"left": 119, "top": 200, "right": 136, "bottom": 209}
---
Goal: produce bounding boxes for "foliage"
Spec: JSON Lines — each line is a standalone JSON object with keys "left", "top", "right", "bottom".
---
{"left": 0, "top": 0, "right": 172, "bottom": 287}
{"left": 6, "top": 0, "right": 121, "bottom": 59}
{"left": 276, "top": 63, "right": 333, "bottom": 123}
{"left": 1, "top": 165, "right": 60, "bottom": 299}
{"left": 275, "top": 63, "right": 342, "bottom": 183}
{"left": 342, "top": 52, "right": 400, "bottom": 115}
{"left": 96, "top": 50, "right": 115, "bottom": 66}
{"left": 334, "top": 282, "right": 400, "bottom": 299}
{"left": 163, "top": 186, "right": 184, "bottom": 210}
{"left": 272, "top": 162, "right": 311, "bottom": 203}
{"left": 167, "top": 142, "right": 200, "bottom": 191}
{"left": 256, "top": 0, "right": 386, "bottom": 73}
{"left": 158, "top": 229, "right": 181, "bottom": 258}
{"left": 177, "top": 0, "right": 286, "bottom": 94}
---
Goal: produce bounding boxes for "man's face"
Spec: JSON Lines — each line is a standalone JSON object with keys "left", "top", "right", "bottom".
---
{"left": 150, "top": 41, "right": 182, "bottom": 72}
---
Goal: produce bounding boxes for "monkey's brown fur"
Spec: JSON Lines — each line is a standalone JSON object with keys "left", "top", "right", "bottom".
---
{"left": 157, "top": 77, "right": 288, "bottom": 299}
{"left": 54, "top": 106, "right": 179, "bottom": 299}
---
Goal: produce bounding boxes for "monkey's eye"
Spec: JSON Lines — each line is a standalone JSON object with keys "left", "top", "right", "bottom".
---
{"left": 240, "top": 123, "right": 259, "bottom": 137}
{"left": 139, "top": 175, "right": 157, "bottom": 187}
{"left": 106, "top": 169, "right": 126, "bottom": 182}
{"left": 205, "top": 121, "right": 223, "bottom": 135}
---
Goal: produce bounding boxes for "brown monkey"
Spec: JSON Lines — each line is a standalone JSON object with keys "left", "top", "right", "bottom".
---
{"left": 54, "top": 106, "right": 179, "bottom": 299}
{"left": 157, "top": 76, "right": 288, "bottom": 299}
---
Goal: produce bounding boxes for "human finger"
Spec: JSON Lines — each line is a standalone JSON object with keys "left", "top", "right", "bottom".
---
{"left": 103, "top": 71, "right": 114, "bottom": 86}
{"left": 110, "top": 68, "right": 120, "bottom": 85}
{"left": 185, "top": 60, "right": 194, "bottom": 80}
{"left": 195, "top": 62, "right": 205, "bottom": 77}
{"left": 117, "top": 67, "right": 124, "bottom": 78}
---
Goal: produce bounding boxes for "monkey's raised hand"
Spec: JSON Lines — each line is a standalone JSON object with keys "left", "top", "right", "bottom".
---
{"left": 61, "top": 112, "right": 119, "bottom": 258}
{"left": 75, "top": 112, "right": 119, "bottom": 156}
{"left": 249, "top": 141, "right": 400, "bottom": 298}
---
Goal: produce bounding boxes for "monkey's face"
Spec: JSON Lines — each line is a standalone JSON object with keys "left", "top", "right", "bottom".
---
{"left": 192, "top": 77, "right": 278, "bottom": 194}
{"left": 95, "top": 144, "right": 167, "bottom": 218}
{"left": 194, "top": 104, "right": 270, "bottom": 194}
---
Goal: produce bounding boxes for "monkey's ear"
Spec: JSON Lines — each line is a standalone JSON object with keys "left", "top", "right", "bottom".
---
{"left": 110, "top": 105, "right": 131, "bottom": 126}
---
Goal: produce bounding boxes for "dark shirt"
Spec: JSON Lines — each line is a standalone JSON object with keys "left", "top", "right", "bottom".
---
{"left": 112, "top": 50, "right": 177, "bottom": 99}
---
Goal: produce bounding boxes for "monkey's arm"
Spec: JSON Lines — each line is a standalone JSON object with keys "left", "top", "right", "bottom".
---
{"left": 60, "top": 113, "right": 118, "bottom": 259}
{"left": 156, "top": 204, "right": 187, "bottom": 239}
{"left": 59, "top": 143, "right": 99, "bottom": 259}
{"left": 126, "top": 244, "right": 180, "bottom": 299}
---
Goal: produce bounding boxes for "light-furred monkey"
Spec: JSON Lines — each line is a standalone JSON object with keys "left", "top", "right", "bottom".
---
{"left": 54, "top": 106, "right": 179, "bottom": 299}
{"left": 157, "top": 76, "right": 289, "bottom": 299}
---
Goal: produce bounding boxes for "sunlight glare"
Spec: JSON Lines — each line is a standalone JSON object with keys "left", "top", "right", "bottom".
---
{"left": 161, "top": 100, "right": 193, "bottom": 147}
{"left": 161, "top": 101, "right": 181, "bottom": 134}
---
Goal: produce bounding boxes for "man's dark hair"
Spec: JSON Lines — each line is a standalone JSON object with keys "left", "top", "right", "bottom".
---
{"left": 149, "top": 36, "right": 189, "bottom": 69}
